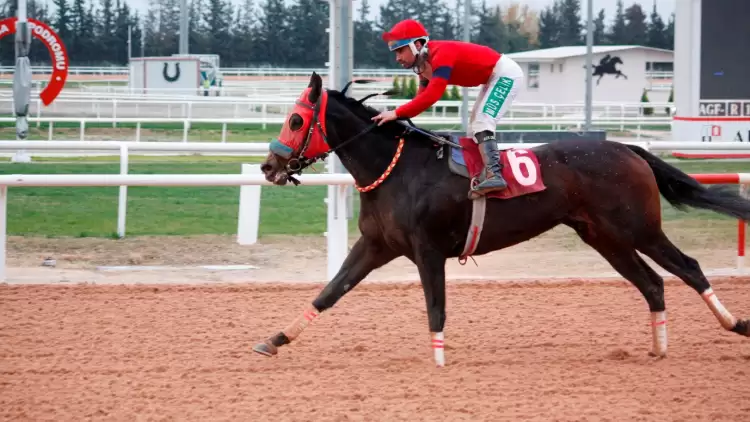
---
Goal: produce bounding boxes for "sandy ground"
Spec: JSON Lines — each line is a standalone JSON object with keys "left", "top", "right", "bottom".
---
{"left": 2, "top": 278, "right": 750, "bottom": 421}
{"left": 4, "top": 220, "right": 746, "bottom": 286}
{"left": 2, "top": 219, "right": 750, "bottom": 420}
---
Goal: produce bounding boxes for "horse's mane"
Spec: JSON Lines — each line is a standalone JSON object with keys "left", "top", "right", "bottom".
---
{"left": 325, "top": 88, "right": 446, "bottom": 146}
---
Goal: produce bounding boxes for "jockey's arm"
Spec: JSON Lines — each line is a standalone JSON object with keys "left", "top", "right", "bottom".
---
{"left": 395, "top": 49, "right": 458, "bottom": 119}
{"left": 395, "top": 74, "right": 449, "bottom": 119}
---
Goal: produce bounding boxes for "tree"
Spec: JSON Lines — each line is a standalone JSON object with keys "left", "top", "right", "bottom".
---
{"left": 202, "top": 0, "right": 232, "bottom": 62}
{"left": 287, "top": 0, "right": 328, "bottom": 67}
{"left": 354, "top": 0, "right": 378, "bottom": 66}
{"left": 233, "top": 0, "right": 257, "bottom": 67}
{"left": 504, "top": 2, "right": 540, "bottom": 48}
{"left": 0, "top": 0, "right": 546, "bottom": 67}
{"left": 646, "top": 3, "right": 667, "bottom": 49}
{"left": 557, "top": 0, "right": 582, "bottom": 46}
{"left": 641, "top": 88, "right": 653, "bottom": 116}
{"left": 665, "top": 13, "right": 675, "bottom": 49}
{"left": 666, "top": 88, "right": 673, "bottom": 115}
{"left": 538, "top": 3, "right": 560, "bottom": 48}
{"left": 473, "top": 1, "right": 507, "bottom": 52}
{"left": 52, "top": 0, "right": 72, "bottom": 45}
{"left": 593, "top": 9, "right": 606, "bottom": 45}
{"left": 607, "top": 0, "right": 627, "bottom": 44}
{"left": 624, "top": 3, "right": 648, "bottom": 45}
{"left": 255, "top": 0, "right": 289, "bottom": 66}
{"left": 406, "top": 77, "right": 417, "bottom": 98}
{"left": 503, "top": 4, "right": 532, "bottom": 52}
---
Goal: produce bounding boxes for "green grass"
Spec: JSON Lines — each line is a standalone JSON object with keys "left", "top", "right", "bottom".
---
{"left": 0, "top": 119, "right": 667, "bottom": 143}
{"left": 0, "top": 160, "right": 346, "bottom": 238}
{"left": 0, "top": 121, "right": 285, "bottom": 143}
{"left": 29, "top": 155, "right": 269, "bottom": 163}
{"left": 0, "top": 159, "right": 746, "bottom": 239}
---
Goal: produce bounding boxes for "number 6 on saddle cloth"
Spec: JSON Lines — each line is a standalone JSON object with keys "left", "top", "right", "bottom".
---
{"left": 444, "top": 135, "right": 546, "bottom": 200}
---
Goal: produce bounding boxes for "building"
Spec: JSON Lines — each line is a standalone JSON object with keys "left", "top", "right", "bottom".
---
{"left": 505, "top": 45, "right": 674, "bottom": 105}
{"left": 671, "top": 0, "right": 750, "bottom": 146}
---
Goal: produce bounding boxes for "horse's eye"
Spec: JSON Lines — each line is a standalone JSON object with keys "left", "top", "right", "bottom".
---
{"left": 289, "top": 113, "right": 304, "bottom": 131}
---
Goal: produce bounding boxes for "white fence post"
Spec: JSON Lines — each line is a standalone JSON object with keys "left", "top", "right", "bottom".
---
{"left": 0, "top": 185, "right": 6, "bottom": 282}
{"left": 117, "top": 145, "right": 129, "bottom": 238}
{"left": 237, "top": 164, "right": 262, "bottom": 245}
{"left": 739, "top": 184, "right": 748, "bottom": 273}
{"left": 326, "top": 156, "right": 349, "bottom": 280}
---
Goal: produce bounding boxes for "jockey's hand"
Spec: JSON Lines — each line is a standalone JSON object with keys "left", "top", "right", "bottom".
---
{"left": 371, "top": 110, "right": 398, "bottom": 126}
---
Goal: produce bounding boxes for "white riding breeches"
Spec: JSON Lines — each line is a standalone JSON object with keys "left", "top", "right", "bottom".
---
{"left": 469, "top": 54, "right": 525, "bottom": 136}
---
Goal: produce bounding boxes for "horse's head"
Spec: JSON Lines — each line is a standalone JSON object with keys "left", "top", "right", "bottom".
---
{"left": 261, "top": 72, "right": 400, "bottom": 186}
{"left": 262, "top": 72, "right": 331, "bottom": 186}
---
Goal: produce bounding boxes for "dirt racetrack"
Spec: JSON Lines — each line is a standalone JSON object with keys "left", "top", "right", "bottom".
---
{"left": 3, "top": 276, "right": 750, "bottom": 421}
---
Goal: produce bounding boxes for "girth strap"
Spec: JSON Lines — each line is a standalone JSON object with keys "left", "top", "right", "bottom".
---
{"left": 459, "top": 196, "right": 487, "bottom": 264}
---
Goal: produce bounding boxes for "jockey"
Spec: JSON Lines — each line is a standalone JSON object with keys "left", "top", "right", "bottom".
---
{"left": 372, "top": 19, "right": 525, "bottom": 195}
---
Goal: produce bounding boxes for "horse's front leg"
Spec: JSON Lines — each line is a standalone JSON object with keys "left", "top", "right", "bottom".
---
{"left": 413, "top": 246, "right": 448, "bottom": 367}
{"left": 253, "top": 237, "right": 398, "bottom": 357}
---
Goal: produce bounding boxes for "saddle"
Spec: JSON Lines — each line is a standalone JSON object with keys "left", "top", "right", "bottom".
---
{"left": 428, "top": 131, "right": 547, "bottom": 264}
{"left": 430, "top": 132, "right": 546, "bottom": 200}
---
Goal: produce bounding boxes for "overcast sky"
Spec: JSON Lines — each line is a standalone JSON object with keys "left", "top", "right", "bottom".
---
{"left": 116, "top": 0, "right": 676, "bottom": 22}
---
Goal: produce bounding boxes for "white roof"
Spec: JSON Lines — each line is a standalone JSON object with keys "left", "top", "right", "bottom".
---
{"left": 505, "top": 45, "right": 673, "bottom": 62}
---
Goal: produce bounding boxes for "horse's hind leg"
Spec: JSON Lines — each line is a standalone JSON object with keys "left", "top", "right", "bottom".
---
{"left": 571, "top": 224, "right": 669, "bottom": 356}
{"left": 638, "top": 230, "right": 750, "bottom": 337}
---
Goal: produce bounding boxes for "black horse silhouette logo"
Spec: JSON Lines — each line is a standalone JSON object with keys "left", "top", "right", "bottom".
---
{"left": 163, "top": 62, "right": 181, "bottom": 82}
{"left": 584, "top": 54, "right": 628, "bottom": 85}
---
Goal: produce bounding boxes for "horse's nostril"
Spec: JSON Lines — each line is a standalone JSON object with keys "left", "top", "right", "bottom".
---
{"left": 261, "top": 163, "right": 272, "bottom": 173}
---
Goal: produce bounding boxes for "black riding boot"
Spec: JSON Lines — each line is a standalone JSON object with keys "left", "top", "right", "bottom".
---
{"left": 472, "top": 130, "right": 508, "bottom": 194}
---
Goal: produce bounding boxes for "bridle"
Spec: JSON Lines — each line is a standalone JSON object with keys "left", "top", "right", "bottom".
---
{"left": 279, "top": 81, "right": 461, "bottom": 190}
{"left": 282, "top": 90, "right": 379, "bottom": 187}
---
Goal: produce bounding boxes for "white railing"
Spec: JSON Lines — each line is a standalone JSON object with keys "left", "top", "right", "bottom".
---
{"left": 0, "top": 65, "right": 675, "bottom": 80}
{"left": 0, "top": 66, "right": 418, "bottom": 77}
{"left": 0, "top": 115, "right": 673, "bottom": 143}
{"left": 0, "top": 98, "right": 675, "bottom": 132}
{"left": 0, "top": 139, "right": 748, "bottom": 282}
{"left": 0, "top": 93, "right": 676, "bottom": 112}
{"left": 0, "top": 171, "right": 354, "bottom": 282}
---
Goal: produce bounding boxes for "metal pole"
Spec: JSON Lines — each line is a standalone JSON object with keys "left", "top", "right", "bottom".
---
{"left": 127, "top": 24, "right": 132, "bottom": 62}
{"left": 584, "top": 0, "right": 593, "bottom": 131}
{"left": 325, "top": 0, "right": 351, "bottom": 280}
{"left": 17, "top": 0, "right": 26, "bottom": 20}
{"left": 12, "top": 0, "right": 32, "bottom": 163}
{"left": 179, "top": 0, "right": 188, "bottom": 54}
{"left": 461, "top": 0, "right": 470, "bottom": 135}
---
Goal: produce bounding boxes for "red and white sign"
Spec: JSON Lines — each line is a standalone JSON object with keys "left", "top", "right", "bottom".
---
{"left": 0, "top": 17, "right": 69, "bottom": 105}
{"left": 673, "top": 116, "right": 750, "bottom": 144}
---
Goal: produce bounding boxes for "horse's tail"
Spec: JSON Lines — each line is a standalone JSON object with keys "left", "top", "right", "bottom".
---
{"left": 626, "top": 144, "right": 750, "bottom": 220}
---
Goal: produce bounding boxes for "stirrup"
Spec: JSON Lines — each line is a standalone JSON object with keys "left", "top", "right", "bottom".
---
{"left": 468, "top": 177, "right": 482, "bottom": 199}
{"left": 469, "top": 176, "right": 502, "bottom": 199}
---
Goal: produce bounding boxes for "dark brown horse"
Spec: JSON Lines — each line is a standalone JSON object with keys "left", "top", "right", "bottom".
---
{"left": 254, "top": 72, "right": 750, "bottom": 367}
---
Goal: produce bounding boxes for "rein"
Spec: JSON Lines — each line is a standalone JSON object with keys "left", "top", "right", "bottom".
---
{"left": 283, "top": 117, "right": 379, "bottom": 186}
{"left": 282, "top": 82, "right": 461, "bottom": 190}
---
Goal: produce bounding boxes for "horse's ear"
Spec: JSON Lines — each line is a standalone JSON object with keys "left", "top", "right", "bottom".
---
{"left": 308, "top": 72, "right": 323, "bottom": 103}
{"left": 307, "top": 71, "right": 319, "bottom": 88}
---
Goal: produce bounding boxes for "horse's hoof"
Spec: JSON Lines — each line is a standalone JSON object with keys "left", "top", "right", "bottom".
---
{"left": 648, "top": 350, "right": 667, "bottom": 359}
{"left": 730, "top": 319, "right": 750, "bottom": 337}
{"left": 252, "top": 341, "right": 278, "bottom": 357}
